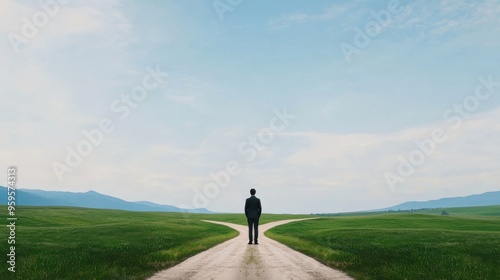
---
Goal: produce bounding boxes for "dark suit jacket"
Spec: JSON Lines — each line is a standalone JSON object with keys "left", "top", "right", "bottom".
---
{"left": 245, "top": 195, "right": 262, "bottom": 219}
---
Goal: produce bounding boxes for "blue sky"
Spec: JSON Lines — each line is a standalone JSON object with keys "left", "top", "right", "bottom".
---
{"left": 1, "top": 0, "right": 500, "bottom": 213}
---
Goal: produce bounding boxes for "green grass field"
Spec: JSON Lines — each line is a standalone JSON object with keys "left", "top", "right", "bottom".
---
{"left": 266, "top": 206, "right": 500, "bottom": 280}
{"left": 0, "top": 206, "right": 309, "bottom": 280}
{"left": 2, "top": 205, "right": 499, "bottom": 279}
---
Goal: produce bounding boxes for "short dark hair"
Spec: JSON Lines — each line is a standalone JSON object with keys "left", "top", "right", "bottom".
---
{"left": 250, "top": 188, "right": 256, "bottom": 195}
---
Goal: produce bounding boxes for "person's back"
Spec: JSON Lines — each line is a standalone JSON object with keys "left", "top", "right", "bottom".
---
{"left": 245, "top": 195, "right": 261, "bottom": 218}
{"left": 244, "top": 188, "right": 262, "bottom": 244}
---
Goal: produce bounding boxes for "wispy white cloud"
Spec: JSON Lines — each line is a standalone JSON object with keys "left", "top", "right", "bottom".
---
{"left": 398, "top": 0, "right": 500, "bottom": 44}
{"left": 268, "top": 3, "right": 352, "bottom": 30}
{"left": 0, "top": 0, "right": 134, "bottom": 52}
{"left": 223, "top": 106, "right": 500, "bottom": 212}
{"left": 429, "top": 18, "right": 461, "bottom": 35}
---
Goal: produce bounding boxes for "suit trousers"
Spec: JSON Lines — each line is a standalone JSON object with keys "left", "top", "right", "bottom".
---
{"left": 247, "top": 218, "right": 259, "bottom": 242}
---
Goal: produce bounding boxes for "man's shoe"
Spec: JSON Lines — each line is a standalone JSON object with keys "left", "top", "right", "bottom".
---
{"left": 254, "top": 241, "right": 259, "bottom": 245}
{"left": 248, "top": 241, "right": 252, "bottom": 245}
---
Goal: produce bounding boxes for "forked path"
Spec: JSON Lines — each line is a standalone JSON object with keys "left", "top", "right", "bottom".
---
{"left": 148, "top": 218, "right": 352, "bottom": 280}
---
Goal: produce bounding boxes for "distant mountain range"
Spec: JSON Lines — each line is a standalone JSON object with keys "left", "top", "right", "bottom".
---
{"left": 379, "top": 191, "right": 500, "bottom": 211}
{"left": 2, "top": 186, "right": 499, "bottom": 213}
{"left": 0, "top": 186, "right": 211, "bottom": 213}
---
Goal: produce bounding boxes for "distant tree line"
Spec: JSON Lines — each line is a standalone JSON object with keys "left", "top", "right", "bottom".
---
{"left": 385, "top": 208, "right": 433, "bottom": 213}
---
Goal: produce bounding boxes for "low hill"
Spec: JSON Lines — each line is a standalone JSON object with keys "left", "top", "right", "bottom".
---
{"left": 380, "top": 191, "right": 500, "bottom": 211}
{"left": 0, "top": 186, "right": 210, "bottom": 213}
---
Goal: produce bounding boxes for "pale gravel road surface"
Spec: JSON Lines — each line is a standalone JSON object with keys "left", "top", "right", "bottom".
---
{"left": 148, "top": 219, "right": 353, "bottom": 280}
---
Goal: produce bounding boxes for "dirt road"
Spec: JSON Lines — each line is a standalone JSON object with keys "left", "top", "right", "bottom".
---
{"left": 148, "top": 219, "right": 352, "bottom": 280}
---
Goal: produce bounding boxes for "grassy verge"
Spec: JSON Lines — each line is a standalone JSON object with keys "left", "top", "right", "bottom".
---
{"left": 266, "top": 210, "right": 500, "bottom": 280}
{"left": 0, "top": 207, "right": 239, "bottom": 280}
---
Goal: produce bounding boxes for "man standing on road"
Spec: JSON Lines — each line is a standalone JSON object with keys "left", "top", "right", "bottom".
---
{"left": 244, "top": 188, "right": 262, "bottom": 245}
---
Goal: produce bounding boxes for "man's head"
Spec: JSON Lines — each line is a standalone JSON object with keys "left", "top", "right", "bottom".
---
{"left": 250, "top": 188, "right": 256, "bottom": 196}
